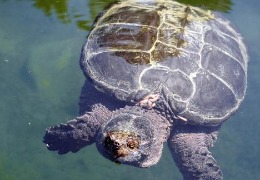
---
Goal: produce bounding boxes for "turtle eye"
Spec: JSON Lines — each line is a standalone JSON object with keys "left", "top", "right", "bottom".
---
{"left": 126, "top": 135, "right": 140, "bottom": 150}
{"left": 127, "top": 140, "right": 135, "bottom": 149}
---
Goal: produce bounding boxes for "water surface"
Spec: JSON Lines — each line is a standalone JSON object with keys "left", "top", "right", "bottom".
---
{"left": 0, "top": 0, "right": 259, "bottom": 179}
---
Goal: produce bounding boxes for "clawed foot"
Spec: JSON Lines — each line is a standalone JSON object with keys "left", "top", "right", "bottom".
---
{"left": 136, "top": 94, "right": 160, "bottom": 109}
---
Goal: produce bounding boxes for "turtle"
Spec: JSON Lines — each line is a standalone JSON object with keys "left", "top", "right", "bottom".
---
{"left": 43, "top": 0, "right": 248, "bottom": 179}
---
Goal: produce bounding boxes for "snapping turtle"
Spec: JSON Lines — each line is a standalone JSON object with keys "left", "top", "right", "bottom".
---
{"left": 43, "top": 0, "right": 248, "bottom": 179}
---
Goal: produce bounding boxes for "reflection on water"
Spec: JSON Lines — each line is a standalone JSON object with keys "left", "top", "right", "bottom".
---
{"left": 0, "top": 0, "right": 259, "bottom": 180}
{"left": 177, "top": 0, "right": 233, "bottom": 12}
{"left": 33, "top": 0, "right": 116, "bottom": 31}
{"left": 33, "top": 0, "right": 71, "bottom": 23}
{"left": 32, "top": 0, "right": 232, "bottom": 31}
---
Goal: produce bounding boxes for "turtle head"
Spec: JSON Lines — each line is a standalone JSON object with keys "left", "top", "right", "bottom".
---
{"left": 103, "top": 130, "right": 141, "bottom": 162}
{"left": 96, "top": 106, "right": 170, "bottom": 167}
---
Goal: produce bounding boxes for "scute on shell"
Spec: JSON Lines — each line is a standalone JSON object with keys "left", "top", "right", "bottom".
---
{"left": 81, "top": 0, "right": 248, "bottom": 125}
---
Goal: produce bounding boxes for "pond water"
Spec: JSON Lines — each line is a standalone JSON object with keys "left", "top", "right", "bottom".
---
{"left": 0, "top": 0, "right": 259, "bottom": 179}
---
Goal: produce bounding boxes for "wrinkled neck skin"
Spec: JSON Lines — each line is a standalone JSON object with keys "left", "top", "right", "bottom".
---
{"left": 152, "top": 91, "right": 181, "bottom": 126}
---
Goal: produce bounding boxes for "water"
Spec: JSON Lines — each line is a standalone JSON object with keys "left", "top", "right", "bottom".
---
{"left": 0, "top": 0, "right": 259, "bottom": 179}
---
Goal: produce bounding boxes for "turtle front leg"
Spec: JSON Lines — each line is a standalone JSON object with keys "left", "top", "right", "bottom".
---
{"left": 43, "top": 104, "right": 112, "bottom": 154}
{"left": 168, "top": 125, "right": 223, "bottom": 180}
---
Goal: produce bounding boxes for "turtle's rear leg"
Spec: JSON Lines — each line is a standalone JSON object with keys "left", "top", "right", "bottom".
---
{"left": 168, "top": 124, "right": 223, "bottom": 180}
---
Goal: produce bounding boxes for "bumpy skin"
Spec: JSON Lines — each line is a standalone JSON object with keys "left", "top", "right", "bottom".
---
{"left": 169, "top": 125, "right": 223, "bottom": 180}
{"left": 44, "top": 0, "right": 248, "bottom": 179}
{"left": 96, "top": 106, "right": 170, "bottom": 167}
{"left": 43, "top": 81, "right": 123, "bottom": 154}
{"left": 44, "top": 81, "right": 169, "bottom": 167}
{"left": 43, "top": 105, "right": 105, "bottom": 155}
{"left": 44, "top": 107, "right": 109, "bottom": 154}
{"left": 81, "top": 0, "right": 248, "bottom": 126}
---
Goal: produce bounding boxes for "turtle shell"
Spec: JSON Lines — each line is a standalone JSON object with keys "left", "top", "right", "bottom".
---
{"left": 80, "top": 0, "right": 248, "bottom": 125}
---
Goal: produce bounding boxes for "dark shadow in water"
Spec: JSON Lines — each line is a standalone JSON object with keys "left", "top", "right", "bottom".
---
{"left": 28, "top": 0, "right": 232, "bottom": 31}
{"left": 19, "top": 61, "right": 38, "bottom": 92}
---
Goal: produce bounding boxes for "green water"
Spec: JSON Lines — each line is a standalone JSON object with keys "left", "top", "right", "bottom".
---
{"left": 0, "top": 0, "right": 259, "bottom": 179}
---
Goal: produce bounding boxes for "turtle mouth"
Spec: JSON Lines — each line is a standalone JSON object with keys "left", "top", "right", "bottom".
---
{"left": 103, "top": 131, "right": 141, "bottom": 161}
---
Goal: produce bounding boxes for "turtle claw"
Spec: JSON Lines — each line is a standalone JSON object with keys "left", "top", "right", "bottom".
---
{"left": 136, "top": 93, "right": 160, "bottom": 109}
{"left": 176, "top": 115, "right": 188, "bottom": 122}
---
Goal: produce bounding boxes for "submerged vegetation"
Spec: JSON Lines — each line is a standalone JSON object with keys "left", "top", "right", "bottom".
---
{"left": 0, "top": 156, "right": 14, "bottom": 180}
